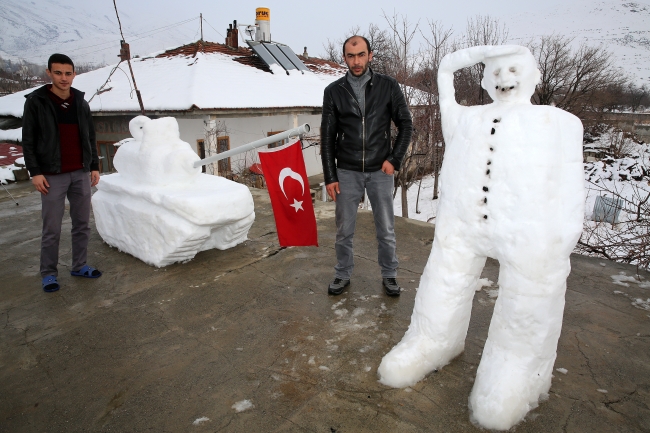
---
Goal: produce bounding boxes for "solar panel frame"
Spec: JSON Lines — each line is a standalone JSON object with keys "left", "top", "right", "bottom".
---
{"left": 247, "top": 41, "right": 280, "bottom": 71}
{"left": 277, "top": 45, "right": 309, "bottom": 71}
{"left": 263, "top": 43, "right": 297, "bottom": 71}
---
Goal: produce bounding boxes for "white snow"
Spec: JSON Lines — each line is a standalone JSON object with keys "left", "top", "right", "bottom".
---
{"left": 378, "top": 46, "right": 585, "bottom": 431}
{"left": 92, "top": 116, "right": 255, "bottom": 267}
{"left": 555, "top": 368, "right": 568, "bottom": 375}
{"left": 231, "top": 400, "right": 254, "bottom": 413}
{"left": 0, "top": 128, "right": 22, "bottom": 142}
{"left": 192, "top": 417, "right": 209, "bottom": 425}
{"left": 0, "top": 47, "right": 343, "bottom": 118}
{"left": 0, "top": 166, "right": 15, "bottom": 184}
{"left": 476, "top": 278, "right": 494, "bottom": 291}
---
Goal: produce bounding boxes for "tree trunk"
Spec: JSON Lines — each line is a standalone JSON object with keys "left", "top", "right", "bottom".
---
{"left": 401, "top": 183, "right": 409, "bottom": 218}
{"left": 433, "top": 170, "right": 440, "bottom": 200}
{"left": 415, "top": 177, "right": 423, "bottom": 214}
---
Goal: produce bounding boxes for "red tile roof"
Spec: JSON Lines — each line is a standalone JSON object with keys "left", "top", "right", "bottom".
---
{"left": 0, "top": 143, "right": 23, "bottom": 167}
{"left": 155, "top": 40, "right": 344, "bottom": 75}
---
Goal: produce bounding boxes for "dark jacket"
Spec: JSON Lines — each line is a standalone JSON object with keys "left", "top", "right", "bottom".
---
{"left": 320, "top": 70, "right": 413, "bottom": 185}
{"left": 22, "top": 85, "right": 99, "bottom": 176}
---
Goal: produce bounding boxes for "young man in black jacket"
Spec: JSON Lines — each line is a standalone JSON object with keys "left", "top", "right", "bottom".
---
{"left": 22, "top": 53, "right": 102, "bottom": 292}
{"left": 320, "top": 36, "right": 413, "bottom": 296}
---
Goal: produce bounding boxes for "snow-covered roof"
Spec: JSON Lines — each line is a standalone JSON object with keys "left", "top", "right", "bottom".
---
{"left": 0, "top": 40, "right": 345, "bottom": 118}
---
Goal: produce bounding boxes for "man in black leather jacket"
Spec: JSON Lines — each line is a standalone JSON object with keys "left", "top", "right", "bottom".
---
{"left": 320, "top": 35, "right": 412, "bottom": 296}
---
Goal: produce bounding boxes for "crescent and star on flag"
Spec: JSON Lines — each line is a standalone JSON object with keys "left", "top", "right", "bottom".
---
{"left": 278, "top": 167, "right": 305, "bottom": 212}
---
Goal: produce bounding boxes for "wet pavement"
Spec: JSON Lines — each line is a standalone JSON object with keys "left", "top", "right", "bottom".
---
{"left": 0, "top": 180, "right": 649, "bottom": 432}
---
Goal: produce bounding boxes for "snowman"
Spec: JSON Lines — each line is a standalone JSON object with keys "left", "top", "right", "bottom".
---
{"left": 378, "top": 45, "right": 585, "bottom": 430}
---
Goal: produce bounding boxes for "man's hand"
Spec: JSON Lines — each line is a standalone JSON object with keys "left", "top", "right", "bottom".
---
{"left": 326, "top": 182, "right": 340, "bottom": 202}
{"left": 381, "top": 160, "right": 395, "bottom": 176}
{"left": 32, "top": 174, "right": 49, "bottom": 195}
{"left": 90, "top": 170, "right": 100, "bottom": 187}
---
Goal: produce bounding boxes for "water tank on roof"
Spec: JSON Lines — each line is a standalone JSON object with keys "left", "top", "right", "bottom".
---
{"left": 255, "top": 7, "right": 271, "bottom": 42}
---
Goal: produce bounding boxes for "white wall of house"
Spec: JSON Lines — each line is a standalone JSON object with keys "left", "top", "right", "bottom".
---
{"left": 176, "top": 112, "right": 323, "bottom": 178}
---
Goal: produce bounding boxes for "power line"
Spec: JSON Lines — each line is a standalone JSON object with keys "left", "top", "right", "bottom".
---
{"left": 202, "top": 17, "right": 225, "bottom": 40}
{"left": 16, "top": 16, "right": 198, "bottom": 62}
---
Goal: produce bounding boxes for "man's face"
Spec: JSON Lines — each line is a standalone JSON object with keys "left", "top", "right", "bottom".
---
{"left": 46, "top": 63, "right": 75, "bottom": 94}
{"left": 344, "top": 37, "right": 373, "bottom": 77}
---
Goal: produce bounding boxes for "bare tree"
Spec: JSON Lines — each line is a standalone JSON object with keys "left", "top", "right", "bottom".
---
{"left": 203, "top": 120, "right": 229, "bottom": 176}
{"left": 382, "top": 11, "right": 420, "bottom": 218}
{"left": 528, "top": 35, "right": 627, "bottom": 116}
{"left": 453, "top": 16, "right": 509, "bottom": 106}
{"left": 578, "top": 180, "right": 650, "bottom": 271}
{"left": 321, "top": 24, "right": 392, "bottom": 73}
{"left": 625, "top": 83, "right": 649, "bottom": 112}
{"left": 414, "top": 20, "right": 453, "bottom": 204}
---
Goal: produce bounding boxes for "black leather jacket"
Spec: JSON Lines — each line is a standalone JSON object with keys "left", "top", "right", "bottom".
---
{"left": 22, "top": 85, "right": 99, "bottom": 176}
{"left": 320, "top": 70, "right": 413, "bottom": 184}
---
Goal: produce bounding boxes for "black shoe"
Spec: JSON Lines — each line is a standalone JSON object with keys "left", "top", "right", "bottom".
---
{"left": 383, "top": 278, "right": 401, "bottom": 296}
{"left": 328, "top": 278, "right": 350, "bottom": 295}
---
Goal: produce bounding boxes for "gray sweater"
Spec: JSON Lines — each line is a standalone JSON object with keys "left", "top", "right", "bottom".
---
{"left": 346, "top": 69, "right": 372, "bottom": 116}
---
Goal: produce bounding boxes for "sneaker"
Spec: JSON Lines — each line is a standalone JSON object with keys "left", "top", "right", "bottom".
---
{"left": 328, "top": 278, "right": 350, "bottom": 296}
{"left": 383, "top": 278, "right": 401, "bottom": 296}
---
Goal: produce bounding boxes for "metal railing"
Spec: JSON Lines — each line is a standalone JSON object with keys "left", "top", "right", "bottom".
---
{"left": 193, "top": 123, "right": 311, "bottom": 169}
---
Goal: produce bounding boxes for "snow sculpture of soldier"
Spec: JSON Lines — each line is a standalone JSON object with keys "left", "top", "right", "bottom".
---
{"left": 378, "top": 45, "right": 585, "bottom": 430}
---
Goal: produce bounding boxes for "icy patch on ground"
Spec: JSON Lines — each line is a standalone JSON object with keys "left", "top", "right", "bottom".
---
{"left": 192, "top": 417, "right": 210, "bottom": 425}
{"left": 612, "top": 289, "right": 650, "bottom": 311}
{"left": 555, "top": 368, "right": 568, "bottom": 374}
{"left": 232, "top": 400, "right": 254, "bottom": 412}
{"left": 611, "top": 272, "right": 649, "bottom": 289}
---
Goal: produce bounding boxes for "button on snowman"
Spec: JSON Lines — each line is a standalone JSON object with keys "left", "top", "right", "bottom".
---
{"left": 378, "top": 46, "right": 585, "bottom": 431}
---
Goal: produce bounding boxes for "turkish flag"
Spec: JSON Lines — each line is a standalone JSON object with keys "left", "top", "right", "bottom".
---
{"left": 258, "top": 139, "right": 318, "bottom": 247}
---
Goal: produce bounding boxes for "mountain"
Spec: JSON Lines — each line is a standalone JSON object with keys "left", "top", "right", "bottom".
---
{"left": 1, "top": 0, "right": 648, "bottom": 85}
{"left": 0, "top": 0, "right": 199, "bottom": 66}
{"left": 504, "top": 0, "right": 650, "bottom": 85}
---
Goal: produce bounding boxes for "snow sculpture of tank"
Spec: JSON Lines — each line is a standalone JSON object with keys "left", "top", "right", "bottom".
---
{"left": 92, "top": 116, "right": 255, "bottom": 267}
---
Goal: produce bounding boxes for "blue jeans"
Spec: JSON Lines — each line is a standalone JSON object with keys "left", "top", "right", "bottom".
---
{"left": 334, "top": 168, "right": 398, "bottom": 279}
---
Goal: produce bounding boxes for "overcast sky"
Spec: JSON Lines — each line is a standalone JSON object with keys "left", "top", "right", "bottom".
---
{"left": 94, "top": 0, "right": 571, "bottom": 57}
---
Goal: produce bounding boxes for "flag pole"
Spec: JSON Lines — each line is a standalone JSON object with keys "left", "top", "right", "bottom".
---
{"left": 193, "top": 123, "right": 310, "bottom": 169}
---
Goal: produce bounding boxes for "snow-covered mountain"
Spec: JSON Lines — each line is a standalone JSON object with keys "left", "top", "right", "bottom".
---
{"left": 0, "top": 0, "right": 200, "bottom": 66}
{"left": 1, "top": 0, "right": 648, "bottom": 85}
{"left": 504, "top": 0, "right": 650, "bottom": 85}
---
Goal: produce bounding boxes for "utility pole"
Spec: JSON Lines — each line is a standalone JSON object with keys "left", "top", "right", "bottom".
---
{"left": 200, "top": 13, "right": 203, "bottom": 41}
{"left": 113, "top": 0, "right": 145, "bottom": 115}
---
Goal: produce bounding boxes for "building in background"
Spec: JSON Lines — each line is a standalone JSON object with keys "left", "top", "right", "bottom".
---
{"left": 0, "top": 33, "right": 344, "bottom": 179}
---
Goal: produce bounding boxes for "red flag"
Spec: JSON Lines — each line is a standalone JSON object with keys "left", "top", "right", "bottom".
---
{"left": 258, "top": 139, "right": 318, "bottom": 247}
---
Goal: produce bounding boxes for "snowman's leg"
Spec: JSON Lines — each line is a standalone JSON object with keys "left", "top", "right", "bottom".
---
{"left": 378, "top": 233, "right": 486, "bottom": 388}
{"left": 469, "top": 256, "right": 570, "bottom": 430}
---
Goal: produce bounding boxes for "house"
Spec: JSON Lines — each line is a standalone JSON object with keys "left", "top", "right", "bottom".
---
{"left": 0, "top": 31, "right": 344, "bottom": 179}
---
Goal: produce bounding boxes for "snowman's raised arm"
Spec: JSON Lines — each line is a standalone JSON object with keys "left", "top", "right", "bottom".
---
{"left": 438, "top": 45, "right": 528, "bottom": 112}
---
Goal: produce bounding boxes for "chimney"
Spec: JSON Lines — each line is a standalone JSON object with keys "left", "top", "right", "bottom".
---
{"left": 255, "top": 7, "right": 271, "bottom": 42}
{"left": 225, "top": 20, "right": 239, "bottom": 49}
{"left": 303, "top": 47, "right": 309, "bottom": 59}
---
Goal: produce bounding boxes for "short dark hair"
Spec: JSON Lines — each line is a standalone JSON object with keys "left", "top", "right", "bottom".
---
{"left": 342, "top": 35, "right": 372, "bottom": 56}
{"left": 48, "top": 53, "right": 75, "bottom": 72}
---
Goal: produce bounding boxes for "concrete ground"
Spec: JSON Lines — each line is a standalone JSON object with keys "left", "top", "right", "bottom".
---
{"left": 1, "top": 180, "right": 649, "bottom": 432}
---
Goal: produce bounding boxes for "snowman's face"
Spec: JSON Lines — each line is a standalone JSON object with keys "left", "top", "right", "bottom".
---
{"left": 482, "top": 53, "right": 540, "bottom": 104}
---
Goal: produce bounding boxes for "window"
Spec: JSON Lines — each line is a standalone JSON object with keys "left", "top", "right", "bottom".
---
{"left": 97, "top": 141, "right": 118, "bottom": 173}
{"left": 217, "top": 136, "right": 232, "bottom": 178}
{"left": 267, "top": 130, "right": 288, "bottom": 149}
